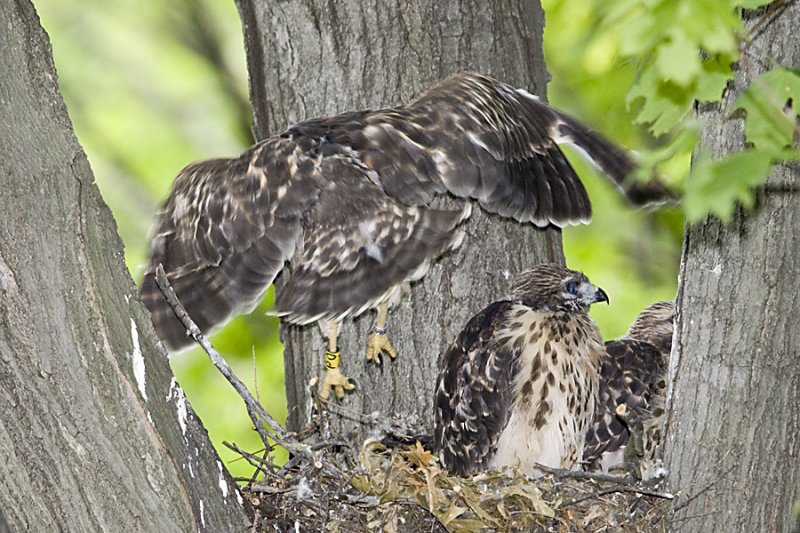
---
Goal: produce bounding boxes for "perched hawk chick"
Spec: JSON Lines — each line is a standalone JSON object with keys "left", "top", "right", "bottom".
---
{"left": 583, "top": 301, "right": 674, "bottom": 479}
{"left": 140, "top": 73, "right": 670, "bottom": 400}
{"left": 434, "top": 264, "right": 608, "bottom": 476}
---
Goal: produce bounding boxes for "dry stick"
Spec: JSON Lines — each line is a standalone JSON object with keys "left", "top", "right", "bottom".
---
{"left": 535, "top": 463, "right": 674, "bottom": 500}
{"left": 155, "top": 264, "right": 305, "bottom": 455}
{"left": 669, "top": 463, "right": 736, "bottom": 516}
{"left": 223, "top": 442, "right": 273, "bottom": 478}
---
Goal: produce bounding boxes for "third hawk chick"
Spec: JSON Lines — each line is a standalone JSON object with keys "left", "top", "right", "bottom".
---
{"left": 583, "top": 301, "right": 674, "bottom": 479}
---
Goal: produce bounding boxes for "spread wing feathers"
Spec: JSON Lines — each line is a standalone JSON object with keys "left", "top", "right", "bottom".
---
{"left": 434, "top": 302, "right": 519, "bottom": 476}
{"left": 140, "top": 151, "right": 302, "bottom": 351}
{"left": 583, "top": 339, "right": 667, "bottom": 469}
{"left": 275, "top": 156, "right": 470, "bottom": 323}
{"left": 291, "top": 73, "right": 666, "bottom": 227}
{"left": 141, "top": 72, "right": 665, "bottom": 350}
{"left": 550, "top": 113, "right": 674, "bottom": 205}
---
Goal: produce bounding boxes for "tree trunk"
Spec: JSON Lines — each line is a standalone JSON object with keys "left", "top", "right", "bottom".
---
{"left": 235, "top": 0, "right": 562, "bottom": 441}
{"left": 664, "top": 4, "right": 800, "bottom": 532}
{"left": 0, "top": 1, "right": 248, "bottom": 530}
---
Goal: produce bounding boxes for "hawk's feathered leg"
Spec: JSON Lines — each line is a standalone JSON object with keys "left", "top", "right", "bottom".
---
{"left": 318, "top": 319, "right": 355, "bottom": 400}
{"left": 365, "top": 300, "right": 397, "bottom": 364}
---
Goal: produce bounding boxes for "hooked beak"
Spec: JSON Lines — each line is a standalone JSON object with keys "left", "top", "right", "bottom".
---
{"left": 592, "top": 287, "right": 609, "bottom": 305}
{"left": 578, "top": 282, "right": 609, "bottom": 306}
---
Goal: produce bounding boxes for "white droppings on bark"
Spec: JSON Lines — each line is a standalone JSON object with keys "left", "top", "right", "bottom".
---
{"left": 130, "top": 319, "right": 147, "bottom": 401}
{"left": 711, "top": 264, "right": 722, "bottom": 279}
{"left": 166, "top": 377, "right": 188, "bottom": 437}
{"left": 217, "top": 461, "right": 229, "bottom": 498}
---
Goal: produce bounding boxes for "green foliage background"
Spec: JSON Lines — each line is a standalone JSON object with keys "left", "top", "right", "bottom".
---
{"left": 36, "top": 0, "right": 683, "bottom": 478}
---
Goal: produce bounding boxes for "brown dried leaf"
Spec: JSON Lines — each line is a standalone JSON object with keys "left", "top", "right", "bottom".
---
{"left": 438, "top": 500, "right": 467, "bottom": 526}
{"left": 446, "top": 518, "right": 491, "bottom": 532}
{"left": 402, "top": 441, "right": 434, "bottom": 468}
{"left": 501, "top": 484, "right": 555, "bottom": 517}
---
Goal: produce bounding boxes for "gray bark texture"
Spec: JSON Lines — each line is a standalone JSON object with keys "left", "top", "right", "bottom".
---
{"left": 664, "top": 4, "right": 800, "bottom": 532}
{"left": 0, "top": 1, "right": 248, "bottom": 530}
{"left": 234, "top": 0, "right": 563, "bottom": 440}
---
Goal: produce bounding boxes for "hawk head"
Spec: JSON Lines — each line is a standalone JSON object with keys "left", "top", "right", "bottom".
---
{"left": 625, "top": 300, "right": 674, "bottom": 354}
{"left": 509, "top": 264, "right": 608, "bottom": 313}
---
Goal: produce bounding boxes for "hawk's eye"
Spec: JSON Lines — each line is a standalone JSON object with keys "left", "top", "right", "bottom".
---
{"left": 565, "top": 280, "right": 578, "bottom": 295}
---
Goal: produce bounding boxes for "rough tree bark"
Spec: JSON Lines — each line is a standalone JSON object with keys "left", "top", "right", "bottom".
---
{"left": 664, "top": 4, "right": 800, "bottom": 532}
{"left": 234, "top": 0, "right": 563, "bottom": 441}
{"left": 0, "top": 1, "right": 248, "bottom": 530}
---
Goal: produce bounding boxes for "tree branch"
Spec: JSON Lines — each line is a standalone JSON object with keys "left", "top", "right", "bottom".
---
{"left": 153, "top": 264, "right": 325, "bottom": 462}
{"left": 535, "top": 463, "right": 674, "bottom": 500}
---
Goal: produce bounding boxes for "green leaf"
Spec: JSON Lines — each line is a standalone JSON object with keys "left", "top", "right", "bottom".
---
{"left": 631, "top": 125, "right": 698, "bottom": 187}
{"left": 694, "top": 56, "right": 734, "bottom": 102}
{"left": 614, "top": 2, "right": 658, "bottom": 57}
{"left": 628, "top": 67, "right": 693, "bottom": 135}
{"left": 655, "top": 30, "right": 701, "bottom": 87}
{"left": 731, "top": 68, "right": 800, "bottom": 153}
{"left": 695, "top": 8, "right": 738, "bottom": 54}
{"left": 685, "top": 150, "right": 773, "bottom": 222}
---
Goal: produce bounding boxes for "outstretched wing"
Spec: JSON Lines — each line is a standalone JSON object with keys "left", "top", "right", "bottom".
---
{"left": 140, "top": 140, "right": 306, "bottom": 351}
{"left": 434, "top": 301, "right": 518, "bottom": 475}
{"left": 583, "top": 338, "right": 666, "bottom": 470}
{"left": 293, "top": 72, "right": 669, "bottom": 228}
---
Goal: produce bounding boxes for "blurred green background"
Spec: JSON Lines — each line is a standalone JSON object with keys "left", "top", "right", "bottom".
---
{"left": 35, "top": 0, "right": 683, "bottom": 478}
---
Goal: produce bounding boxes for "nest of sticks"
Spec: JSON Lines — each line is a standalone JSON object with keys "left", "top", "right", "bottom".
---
{"left": 234, "top": 413, "right": 672, "bottom": 533}
{"left": 155, "top": 266, "right": 674, "bottom": 533}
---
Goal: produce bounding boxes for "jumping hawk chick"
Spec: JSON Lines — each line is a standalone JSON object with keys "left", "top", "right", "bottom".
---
{"left": 140, "top": 73, "right": 668, "bottom": 400}
{"left": 583, "top": 301, "right": 674, "bottom": 479}
{"left": 434, "top": 264, "right": 608, "bottom": 476}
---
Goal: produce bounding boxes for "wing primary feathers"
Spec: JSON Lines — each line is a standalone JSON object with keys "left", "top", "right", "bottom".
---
{"left": 551, "top": 111, "right": 675, "bottom": 206}
{"left": 142, "top": 72, "right": 670, "bottom": 356}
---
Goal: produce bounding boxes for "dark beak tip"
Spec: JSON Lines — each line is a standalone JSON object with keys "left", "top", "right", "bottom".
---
{"left": 596, "top": 287, "right": 609, "bottom": 305}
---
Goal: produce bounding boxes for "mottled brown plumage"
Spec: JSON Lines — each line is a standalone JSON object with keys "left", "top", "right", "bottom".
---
{"left": 434, "top": 264, "right": 608, "bottom": 476}
{"left": 140, "top": 73, "right": 668, "bottom": 397}
{"left": 583, "top": 301, "right": 674, "bottom": 479}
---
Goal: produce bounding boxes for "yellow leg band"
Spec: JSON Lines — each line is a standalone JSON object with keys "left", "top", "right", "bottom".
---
{"left": 324, "top": 350, "right": 341, "bottom": 370}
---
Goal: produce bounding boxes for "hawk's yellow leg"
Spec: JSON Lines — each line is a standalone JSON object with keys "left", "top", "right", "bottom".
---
{"left": 319, "top": 319, "right": 355, "bottom": 400}
{"left": 366, "top": 301, "right": 397, "bottom": 364}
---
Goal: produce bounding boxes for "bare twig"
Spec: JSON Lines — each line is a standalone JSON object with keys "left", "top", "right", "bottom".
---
{"left": 251, "top": 345, "right": 261, "bottom": 403}
{"left": 536, "top": 463, "right": 635, "bottom": 485}
{"left": 669, "top": 463, "right": 736, "bottom": 515}
{"left": 223, "top": 441, "right": 277, "bottom": 479}
{"left": 155, "top": 264, "right": 305, "bottom": 454}
{"left": 275, "top": 454, "right": 303, "bottom": 478}
{"left": 535, "top": 463, "right": 674, "bottom": 501}
{"left": 319, "top": 398, "right": 382, "bottom": 426}
{"left": 561, "top": 487, "right": 621, "bottom": 507}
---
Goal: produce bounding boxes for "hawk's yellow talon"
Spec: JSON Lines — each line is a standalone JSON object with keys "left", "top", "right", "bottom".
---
{"left": 366, "top": 333, "right": 397, "bottom": 364}
{"left": 320, "top": 366, "right": 355, "bottom": 400}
